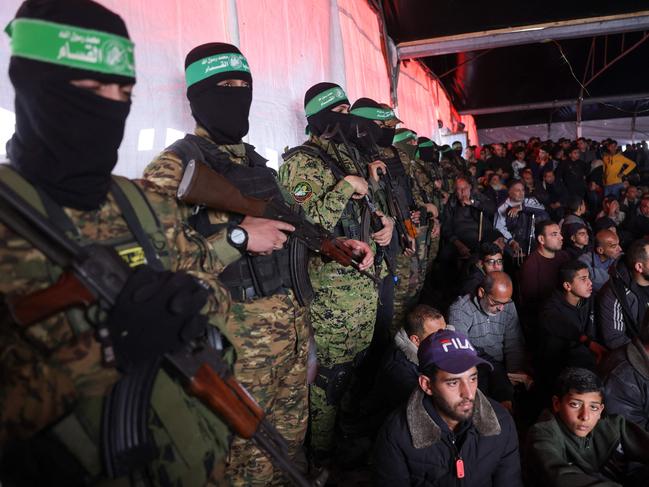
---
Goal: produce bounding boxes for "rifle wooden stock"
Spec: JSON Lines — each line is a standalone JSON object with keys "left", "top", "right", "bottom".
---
{"left": 177, "top": 160, "right": 269, "bottom": 218}
{"left": 189, "top": 363, "right": 264, "bottom": 439}
{"left": 404, "top": 218, "right": 418, "bottom": 239}
{"left": 7, "top": 271, "right": 96, "bottom": 326}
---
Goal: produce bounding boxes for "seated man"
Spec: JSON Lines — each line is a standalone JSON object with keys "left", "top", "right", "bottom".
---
{"left": 440, "top": 176, "right": 499, "bottom": 261}
{"left": 562, "top": 222, "right": 589, "bottom": 259}
{"left": 623, "top": 195, "right": 649, "bottom": 241}
{"left": 368, "top": 305, "right": 449, "bottom": 417}
{"left": 374, "top": 329, "right": 522, "bottom": 486}
{"left": 525, "top": 367, "right": 649, "bottom": 487}
{"left": 458, "top": 242, "right": 504, "bottom": 297}
{"left": 598, "top": 238, "right": 649, "bottom": 350}
{"left": 537, "top": 260, "right": 607, "bottom": 397}
{"left": 577, "top": 229, "right": 622, "bottom": 293}
{"left": 494, "top": 179, "right": 548, "bottom": 258}
{"left": 602, "top": 316, "right": 649, "bottom": 431}
{"left": 449, "top": 271, "right": 531, "bottom": 403}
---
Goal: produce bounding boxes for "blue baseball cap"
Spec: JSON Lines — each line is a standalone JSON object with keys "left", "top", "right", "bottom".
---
{"left": 418, "top": 329, "right": 493, "bottom": 374}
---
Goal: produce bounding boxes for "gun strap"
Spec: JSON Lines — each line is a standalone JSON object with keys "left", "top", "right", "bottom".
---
{"left": 110, "top": 176, "right": 168, "bottom": 271}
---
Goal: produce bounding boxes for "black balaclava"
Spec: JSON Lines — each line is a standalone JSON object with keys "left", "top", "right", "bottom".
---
{"left": 185, "top": 43, "right": 253, "bottom": 145}
{"left": 418, "top": 137, "right": 439, "bottom": 163}
{"left": 349, "top": 97, "right": 394, "bottom": 151}
{"left": 304, "top": 82, "right": 351, "bottom": 143}
{"left": 393, "top": 128, "right": 418, "bottom": 160}
{"left": 7, "top": 0, "right": 135, "bottom": 210}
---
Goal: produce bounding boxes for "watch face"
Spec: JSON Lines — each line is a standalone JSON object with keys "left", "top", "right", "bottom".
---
{"left": 231, "top": 228, "right": 246, "bottom": 245}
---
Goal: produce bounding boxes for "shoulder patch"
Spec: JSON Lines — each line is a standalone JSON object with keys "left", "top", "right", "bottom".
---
{"left": 292, "top": 181, "right": 313, "bottom": 203}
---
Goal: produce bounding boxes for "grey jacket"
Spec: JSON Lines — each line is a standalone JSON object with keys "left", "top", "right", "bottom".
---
{"left": 448, "top": 295, "right": 526, "bottom": 372}
{"left": 577, "top": 251, "right": 614, "bottom": 293}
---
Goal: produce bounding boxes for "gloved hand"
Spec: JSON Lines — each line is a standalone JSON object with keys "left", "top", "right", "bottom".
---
{"left": 105, "top": 266, "right": 209, "bottom": 371}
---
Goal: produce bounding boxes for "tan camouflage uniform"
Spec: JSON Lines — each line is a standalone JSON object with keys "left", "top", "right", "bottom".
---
{"left": 0, "top": 166, "right": 235, "bottom": 486}
{"left": 144, "top": 127, "right": 309, "bottom": 487}
{"left": 278, "top": 135, "right": 380, "bottom": 455}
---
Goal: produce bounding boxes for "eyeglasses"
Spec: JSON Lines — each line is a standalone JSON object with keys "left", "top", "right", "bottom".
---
{"left": 484, "top": 258, "right": 503, "bottom": 266}
{"left": 486, "top": 294, "right": 512, "bottom": 307}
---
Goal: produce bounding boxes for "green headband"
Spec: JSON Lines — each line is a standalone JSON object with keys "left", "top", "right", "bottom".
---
{"left": 350, "top": 106, "right": 394, "bottom": 121}
{"left": 305, "top": 87, "right": 348, "bottom": 117}
{"left": 185, "top": 52, "right": 251, "bottom": 87}
{"left": 418, "top": 140, "right": 434, "bottom": 148}
{"left": 393, "top": 130, "right": 416, "bottom": 144}
{"left": 6, "top": 18, "right": 135, "bottom": 78}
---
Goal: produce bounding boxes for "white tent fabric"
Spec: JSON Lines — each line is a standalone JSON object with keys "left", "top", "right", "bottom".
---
{"left": 478, "top": 116, "right": 649, "bottom": 146}
{"left": 0, "top": 0, "right": 475, "bottom": 178}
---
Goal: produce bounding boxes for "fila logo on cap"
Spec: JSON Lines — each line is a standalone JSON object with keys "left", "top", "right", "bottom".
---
{"left": 440, "top": 337, "right": 474, "bottom": 353}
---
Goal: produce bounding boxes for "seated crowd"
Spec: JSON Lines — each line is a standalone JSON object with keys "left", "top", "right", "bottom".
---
{"left": 370, "top": 136, "right": 649, "bottom": 486}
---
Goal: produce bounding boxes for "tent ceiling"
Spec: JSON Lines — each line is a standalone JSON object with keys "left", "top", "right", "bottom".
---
{"left": 381, "top": 0, "right": 649, "bottom": 129}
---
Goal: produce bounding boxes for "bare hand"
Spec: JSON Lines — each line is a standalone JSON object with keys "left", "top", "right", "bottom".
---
{"left": 410, "top": 210, "right": 421, "bottom": 225}
{"left": 589, "top": 341, "right": 608, "bottom": 365}
{"left": 507, "top": 372, "right": 534, "bottom": 390}
{"left": 403, "top": 235, "right": 416, "bottom": 256}
{"left": 370, "top": 211, "right": 394, "bottom": 247}
{"left": 367, "top": 160, "right": 388, "bottom": 183}
{"left": 340, "top": 238, "right": 374, "bottom": 271}
{"left": 239, "top": 216, "right": 294, "bottom": 255}
{"left": 425, "top": 203, "right": 439, "bottom": 219}
{"left": 344, "top": 175, "right": 369, "bottom": 199}
{"left": 509, "top": 239, "right": 522, "bottom": 256}
{"left": 506, "top": 206, "right": 522, "bottom": 218}
{"left": 430, "top": 218, "right": 441, "bottom": 239}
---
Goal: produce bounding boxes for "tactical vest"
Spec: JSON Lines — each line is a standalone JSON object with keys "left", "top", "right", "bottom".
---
{"left": 167, "top": 135, "right": 307, "bottom": 302}
{"left": 0, "top": 166, "right": 220, "bottom": 485}
{"left": 282, "top": 142, "right": 363, "bottom": 241}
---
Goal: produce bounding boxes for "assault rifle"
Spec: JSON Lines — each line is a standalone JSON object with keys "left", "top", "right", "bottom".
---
{"left": 0, "top": 181, "right": 327, "bottom": 487}
{"left": 176, "top": 159, "right": 380, "bottom": 286}
{"left": 376, "top": 167, "right": 418, "bottom": 251}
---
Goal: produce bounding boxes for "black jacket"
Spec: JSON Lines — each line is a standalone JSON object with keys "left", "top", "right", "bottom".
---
{"left": 603, "top": 339, "right": 649, "bottom": 431}
{"left": 374, "top": 388, "right": 522, "bottom": 486}
{"left": 537, "top": 291, "right": 597, "bottom": 391}
{"left": 441, "top": 193, "right": 498, "bottom": 251}
{"left": 597, "top": 258, "right": 649, "bottom": 350}
{"left": 555, "top": 159, "right": 588, "bottom": 198}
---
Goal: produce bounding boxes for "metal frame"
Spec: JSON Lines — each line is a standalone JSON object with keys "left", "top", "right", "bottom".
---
{"left": 397, "top": 11, "right": 649, "bottom": 59}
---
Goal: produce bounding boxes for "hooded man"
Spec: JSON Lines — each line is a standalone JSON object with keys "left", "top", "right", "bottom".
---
{"left": 143, "top": 46, "right": 374, "bottom": 486}
{"left": 278, "top": 82, "right": 389, "bottom": 463}
{"left": 0, "top": 1, "right": 236, "bottom": 484}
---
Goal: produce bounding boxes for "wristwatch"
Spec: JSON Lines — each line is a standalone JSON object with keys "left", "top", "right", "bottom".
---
{"left": 227, "top": 225, "right": 248, "bottom": 250}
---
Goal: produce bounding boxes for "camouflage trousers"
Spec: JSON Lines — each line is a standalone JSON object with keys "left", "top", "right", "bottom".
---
{"left": 223, "top": 291, "right": 309, "bottom": 487}
{"left": 308, "top": 266, "right": 378, "bottom": 454}
{"left": 391, "top": 252, "right": 421, "bottom": 338}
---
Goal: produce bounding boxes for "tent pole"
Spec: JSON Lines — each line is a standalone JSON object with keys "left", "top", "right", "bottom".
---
{"left": 576, "top": 97, "right": 583, "bottom": 139}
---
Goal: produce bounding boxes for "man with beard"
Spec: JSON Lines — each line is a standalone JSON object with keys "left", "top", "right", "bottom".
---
{"left": 598, "top": 238, "right": 649, "bottom": 350}
{"left": 278, "top": 83, "right": 391, "bottom": 464}
{"left": 519, "top": 221, "right": 571, "bottom": 320}
{"left": 373, "top": 329, "right": 522, "bottom": 486}
{"left": 0, "top": 1, "right": 236, "bottom": 484}
{"left": 144, "top": 50, "right": 373, "bottom": 485}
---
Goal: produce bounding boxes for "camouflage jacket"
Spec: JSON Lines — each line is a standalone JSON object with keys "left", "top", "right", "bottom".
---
{"left": 279, "top": 136, "right": 386, "bottom": 283}
{"left": 0, "top": 165, "right": 232, "bottom": 484}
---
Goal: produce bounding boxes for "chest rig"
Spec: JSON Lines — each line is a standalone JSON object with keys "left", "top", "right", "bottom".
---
{"left": 168, "top": 135, "right": 309, "bottom": 303}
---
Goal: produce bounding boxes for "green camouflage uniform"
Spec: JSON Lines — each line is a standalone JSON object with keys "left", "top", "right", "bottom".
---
{"left": 376, "top": 146, "right": 421, "bottom": 334}
{"left": 406, "top": 152, "right": 443, "bottom": 281}
{"left": 0, "top": 166, "right": 235, "bottom": 486}
{"left": 278, "top": 135, "right": 380, "bottom": 454}
{"left": 144, "top": 127, "right": 309, "bottom": 487}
